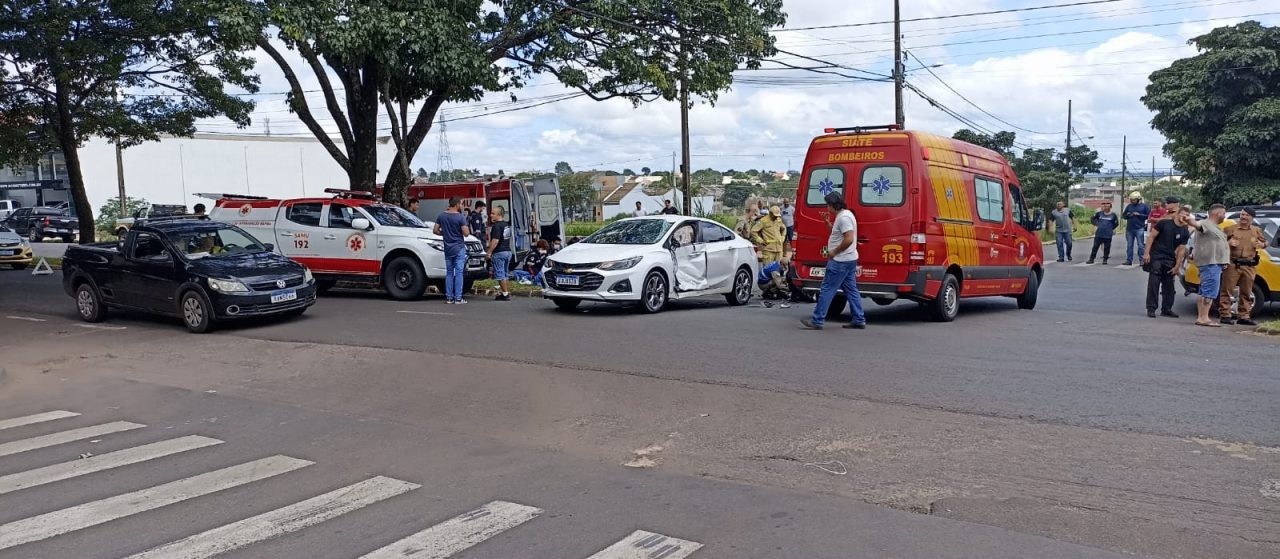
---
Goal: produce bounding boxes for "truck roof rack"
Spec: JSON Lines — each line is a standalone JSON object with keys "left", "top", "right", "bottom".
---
{"left": 324, "top": 188, "right": 378, "bottom": 200}
{"left": 823, "top": 124, "right": 904, "bottom": 134}
{"left": 193, "top": 192, "right": 269, "bottom": 201}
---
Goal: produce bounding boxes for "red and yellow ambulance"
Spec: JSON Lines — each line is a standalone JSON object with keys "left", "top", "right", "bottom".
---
{"left": 792, "top": 125, "right": 1046, "bottom": 321}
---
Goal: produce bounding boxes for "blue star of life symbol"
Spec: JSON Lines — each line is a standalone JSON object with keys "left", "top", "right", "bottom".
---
{"left": 871, "top": 175, "right": 892, "bottom": 196}
{"left": 817, "top": 177, "right": 836, "bottom": 195}
{"left": 945, "top": 185, "right": 954, "bottom": 200}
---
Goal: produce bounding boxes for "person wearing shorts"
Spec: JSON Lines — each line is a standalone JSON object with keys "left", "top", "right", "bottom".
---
{"left": 1188, "top": 204, "right": 1230, "bottom": 327}
{"left": 487, "top": 206, "right": 514, "bottom": 301}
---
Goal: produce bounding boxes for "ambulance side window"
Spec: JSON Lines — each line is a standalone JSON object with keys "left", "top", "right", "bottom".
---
{"left": 860, "top": 165, "right": 905, "bottom": 206}
{"left": 286, "top": 203, "right": 322, "bottom": 227}
{"left": 327, "top": 204, "right": 356, "bottom": 228}
{"left": 974, "top": 177, "right": 1005, "bottom": 223}
{"left": 806, "top": 168, "right": 845, "bottom": 206}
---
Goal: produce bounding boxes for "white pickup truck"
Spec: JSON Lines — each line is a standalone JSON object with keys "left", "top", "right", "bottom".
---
{"left": 205, "top": 191, "right": 487, "bottom": 300}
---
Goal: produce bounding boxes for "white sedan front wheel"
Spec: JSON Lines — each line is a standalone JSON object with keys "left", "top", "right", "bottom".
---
{"left": 640, "top": 270, "right": 668, "bottom": 314}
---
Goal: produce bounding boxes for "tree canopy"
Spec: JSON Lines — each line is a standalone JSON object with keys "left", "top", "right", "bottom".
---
{"left": 952, "top": 129, "right": 1101, "bottom": 212}
{"left": 1142, "top": 21, "right": 1280, "bottom": 205}
{"left": 0, "top": 0, "right": 258, "bottom": 242}
{"left": 238, "top": 0, "right": 785, "bottom": 204}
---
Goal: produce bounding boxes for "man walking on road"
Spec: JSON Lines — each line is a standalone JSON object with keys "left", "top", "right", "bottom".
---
{"left": 802, "top": 192, "right": 866, "bottom": 331}
{"left": 1051, "top": 201, "right": 1075, "bottom": 262}
{"left": 1088, "top": 201, "right": 1120, "bottom": 264}
{"left": 1186, "top": 204, "right": 1231, "bottom": 327}
{"left": 1143, "top": 206, "right": 1190, "bottom": 318}
{"left": 1218, "top": 207, "right": 1267, "bottom": 326}
{"left": 433, "top": 197, "right": 472, "bottom": 305}
{"left": 751, "top": 206, "right": 787, "bottom": 264}
{"left": 1122, "top": 192, "right": 1149, "bottom": 265}
{"left": 487, "top": 206, "right": 513, "bottom": 301}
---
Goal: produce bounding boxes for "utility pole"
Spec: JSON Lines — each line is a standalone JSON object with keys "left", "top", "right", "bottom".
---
{"left": 1119, "top": 135, "right": 1127, "bottom": 203}
{"left": 1063, "top": 99, "right": 1072, "bottom": 205}
{"left": 679, "top": 41, "right": 692, "bottom": 216}
{"left": 1151, "top": 156, "right": 1157, "bottom": 199}
{"left": 893, "top": 0, "right": 905, "bottom": 127}
{"left": 114, "top": 89, "right": 127, "bottom": 217}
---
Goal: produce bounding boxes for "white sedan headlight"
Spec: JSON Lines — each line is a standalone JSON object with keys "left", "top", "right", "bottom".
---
{"left": 597, "top": 256, "right": 643, "bottom": 271}
{"left": 303, "top": 268, "right": 314, "bottom": 284}
{"left": 208, "top": 277, "right": 249, "bottom": 294}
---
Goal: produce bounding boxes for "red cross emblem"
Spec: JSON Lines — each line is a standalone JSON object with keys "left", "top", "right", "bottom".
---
{"left": 238, "top": 204, "right": 252, "bottom": 216}
{"left": 347, "top": 234, "right": 365, "bottom": 253}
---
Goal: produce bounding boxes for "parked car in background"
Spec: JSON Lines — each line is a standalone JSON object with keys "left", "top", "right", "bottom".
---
{"left": 61, "top": 216, "right": 316, "bottom": 333}
{"left": 542, "top": 216, "right": 758, "bottom": 313}
{"left": 206, "top": 189, "right": 487, "bottom": 300}
{"left": 0, "top": 199, "right": 20, "bottom": 221}
{"left": 0, "top": 224, "right": 33, "bottom": 269}
{"left": 113, "top": 203, "right": 188, "bottom": 237}
{"left": 2, "top": 206, "right": 79, "bottom": 243}
{"left": 1181, "top": 207, "right": 1279, "bottom": 316}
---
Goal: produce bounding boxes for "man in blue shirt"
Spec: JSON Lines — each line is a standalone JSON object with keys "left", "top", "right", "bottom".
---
{"left": 1122, "top": 192, "right": 1150, "bottom": 265}
{"left": 1087, "top": 201, "right": 1120, "bottom": 264}
{"left": 433, "top": 196, "right": 472, "bottom": 304}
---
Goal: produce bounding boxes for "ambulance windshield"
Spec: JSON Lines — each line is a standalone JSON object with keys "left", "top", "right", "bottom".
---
{"left": 363, "top": 204, "right": 425, "bottom": 228}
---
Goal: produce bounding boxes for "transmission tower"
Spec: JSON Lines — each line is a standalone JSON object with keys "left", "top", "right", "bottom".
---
{"left": 436, "top": 111, "right": 452, "bottom": 179}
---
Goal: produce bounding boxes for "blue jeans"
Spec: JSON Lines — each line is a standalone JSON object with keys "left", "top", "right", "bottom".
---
{"left": 492, "top": 251, "right": 512, "bottom": 281}
{"left": 1055, "top": 232, "right": 1073, "bottom": 260}
{"left": 513, "top": 270, "right": 544, "bottom": 286}
{"left": 810, "top": 259, "right": 866, "bottom": 327}
{"left": 444, "top": 249, "right": 467, "bottom": 301}
{"left": 1125, "top": 228, "right": 1145, "bottom": 263}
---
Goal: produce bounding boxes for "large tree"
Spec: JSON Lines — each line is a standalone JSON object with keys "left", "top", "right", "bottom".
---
{"left": 0, "top": 0, "right": 258, "bottom": 242}
{"left": 952, "top": 128, "right": 1017, "bottom": 160}
{"left": 241, "top": 0, "right": 785, "bottom": 205}
{"left": 1143, "top": 21, "right": 1280, "bottom": 205}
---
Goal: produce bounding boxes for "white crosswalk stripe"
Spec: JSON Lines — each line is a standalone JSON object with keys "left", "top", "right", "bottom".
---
{"left": 0, "top": 421, "right": 145, "bottom": 458}
{"left": 0, "top": 455, "right": 312, "bottom": 551}
{"left": 127, "top": 476, "right": 420, "bottom": 559}
{"left": 0, "top": 410, "right": 79, "bottom": 432}
{"left": 0, "top": 435, "right": 223, "bottom": 495}
{"left": 585, "top": 530, "right": 704, "bottom": 559}
{"left": 358, "top": 500, "right": 543, "bottom": 559}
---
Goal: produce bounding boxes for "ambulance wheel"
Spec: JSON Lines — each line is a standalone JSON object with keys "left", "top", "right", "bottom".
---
{"left": 315, "top": 279, "right": 337, "bottom": 295}
{"left": 871, "top": 297, "right": 895, "bottom": 306}
{"left": 825, "top": 293, "right": 847, "bottom": 320}
{"left": 551, "top": 297, "right": 581, "bottom": 311}
{"left": 929, "top": 274, "right": 960, "bottom": 322}
{"left": 180, "top": 290, "right": 214, "bottom": 333}
{"left": 1017, "top": 272, "right": 1039, "bottom": 310}
{"left": 725, "top": 266, "right": 753, "bottom": 306}
{"left": 383, "top": 256, "right": 425, "bottom": 300}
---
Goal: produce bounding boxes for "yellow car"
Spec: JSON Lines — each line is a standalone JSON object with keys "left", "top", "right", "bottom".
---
{"left": 0, "top": 224, "right": 34, "bottom": 270}
{"left": 1181, "top": 207, "right": 1280, "bottom": 316}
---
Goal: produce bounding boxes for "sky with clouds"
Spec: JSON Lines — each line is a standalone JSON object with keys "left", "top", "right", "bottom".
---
{"left": 198, "top": 0, "right": 1280, "bottom": 177}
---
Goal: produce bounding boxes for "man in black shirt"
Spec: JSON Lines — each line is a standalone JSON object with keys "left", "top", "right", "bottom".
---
{"left": 1142, "top": 205, "right": 1190, "bottom": 318}
{"left": 660, "top": 199, "right": 679, "bottom": 215}
{"left": 486, "top": 206, "right": 513, "bottom": 301}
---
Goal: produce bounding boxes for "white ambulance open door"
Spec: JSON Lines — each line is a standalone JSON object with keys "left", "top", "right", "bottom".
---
{"left": 530, "top": 177, "right": 564, "bottom": 244}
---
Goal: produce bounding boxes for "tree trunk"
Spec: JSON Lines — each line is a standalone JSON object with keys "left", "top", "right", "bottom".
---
{"left": 347, "top": 58, "right": 382, "bottom": 192}
{"left": 53, "top": 70, "right": 94, "bottom": 243}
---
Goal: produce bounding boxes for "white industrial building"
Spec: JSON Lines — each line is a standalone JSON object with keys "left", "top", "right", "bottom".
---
{"left": 2, "top": 133, "right": 397, "bottom": 213}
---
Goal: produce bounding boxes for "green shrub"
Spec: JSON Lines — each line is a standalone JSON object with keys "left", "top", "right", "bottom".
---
{"left": 566, "top": 222, "right": 605, "bottom": 237}
{"left": 706, "top": 214, "right": 739, "bottom": 230}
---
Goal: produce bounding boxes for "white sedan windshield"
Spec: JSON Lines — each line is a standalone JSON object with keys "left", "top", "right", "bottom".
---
{"left": 583, "top": 219, "right": 672, "bottom": 245}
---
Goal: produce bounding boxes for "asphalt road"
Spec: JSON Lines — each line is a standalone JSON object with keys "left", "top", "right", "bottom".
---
{"left": 1, "top": 260, "right": 1277, "bottom": 558}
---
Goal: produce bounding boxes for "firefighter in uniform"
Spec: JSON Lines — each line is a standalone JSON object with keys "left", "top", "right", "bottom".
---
{"left": 1219, "top": 207, "right": 1268, "bottom": 326}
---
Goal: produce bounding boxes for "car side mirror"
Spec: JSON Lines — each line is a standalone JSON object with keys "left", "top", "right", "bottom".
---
{"left": 262, "top": 243, "right": 275, "bottom": 252}
{"left": 351, "top": 217, "right": 371, "bottom": 230}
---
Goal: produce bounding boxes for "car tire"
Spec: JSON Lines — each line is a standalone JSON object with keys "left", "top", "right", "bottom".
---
{"left": 551, "top": 297, "right": 581, "bottom": 311}
{"left": 871, "top": 297, "right": 895, "bottom": 306}
{"left": 825, "top": 293, "right": 847, "bottom": 320}
{"left": 383, "top": 256, "right": 425, "bottom": 300}
{"left": 180, "top": 290, "right": 214, "bottom": 333}
{"left": 28, "top": 229, "right": 39, "bottom": 242}
{"left": 11, "top": 263, "right": 27, "bottom": 270}
{"left": 61, "top": 235, "right": 74, "bottom": 243}
{"left": 639, "top": 270, "right": 668, "bottom": 314}
{"left": 315, "top": 279, "right": 337, "bottom": 295}
{"left": 74, "top": 283, "right": 107, "bottom": 323}
{"left": 1253, "top": 282, "right": 1269, "bottom": 316}
{"left": 725, "top": 266, "right": 753, "bottom": 306}
{"left": 1017, "top": 271, "right": 1039, "bottom": 310}
{"left": 928, "top": 274, "right": 961, "bottom": 322}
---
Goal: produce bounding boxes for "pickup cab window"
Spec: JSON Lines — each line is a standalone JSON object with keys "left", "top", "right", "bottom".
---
{"left": 327, "top": 204, "right": 358, "bottom": 228}
{"left": 286, "top": 203, "right": 322, "bottom": 227}
{"left": 131, "top": 233, "right": 168, "bottom": 259}
{"left": 168, "top": 227, "right": 267, "bottom": 259}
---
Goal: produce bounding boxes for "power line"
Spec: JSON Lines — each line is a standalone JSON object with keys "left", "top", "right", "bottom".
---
{"left": 907, "top": 51, "right": 1062, "bottom": 136}
{"left": 774, "top": 0, "right": 1124, "bottom": 31}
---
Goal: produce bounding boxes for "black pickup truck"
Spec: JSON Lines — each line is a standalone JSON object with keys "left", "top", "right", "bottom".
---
{"left": 1, "top": 206, "right": 79, "bottom": 242}
{"left": 62, "top": 217, "right": 317, "bottom": 332}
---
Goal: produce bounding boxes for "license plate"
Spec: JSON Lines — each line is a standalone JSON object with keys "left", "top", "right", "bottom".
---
{"left": 468, "top": 258, "right": 485, "bottom": 267}
{"left": 0, "top": 250, "right": 12, "bottom": 256}
{"left": 810, "top": 267, "right": 825, "bottom": 278}
{"left": 556, "top": 275, "right": 580, "bottom": 286}
{"left": 270, "top": 289, "right": 297, "bottom": 303}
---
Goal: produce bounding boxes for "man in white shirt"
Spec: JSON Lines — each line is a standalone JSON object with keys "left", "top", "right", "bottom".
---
{"left": 802, "top": 192, "right": 867, "bottom": 330}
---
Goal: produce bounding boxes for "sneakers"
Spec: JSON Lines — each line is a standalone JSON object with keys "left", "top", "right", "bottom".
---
{"left": 842, "top": 322, "right": 867, "bottom": 330}
{"left": 800, "top": 319, "right": 823, "bottom": 330}
{"left": 1086, "top": 259, "right": 1095, "bottom": 264}
{"left": 1147, "top": 310, "right": 1157, "bottom": 318}
{"left": 1237, "top": 318, "right": 1258, "bottom": 326}
{"left": 495, "top": 293, "right": 511, "bottom": 301}
{"left": 455, "top": 298, "right": 468, "bottom": 305}
{"left": 1220, "top": 317, "right": 1236, "bottom": 325}
{"left": 1056, "top": 259, "right": 1065, "bottom": 263}
{"left": 1160, "top": 310, "right": 1179, "bottom": 318}
{"left": 1102, "top": 259, "right": 1109, "bottom": 265}
{"left": 779, "top": 303, "right": 791, "bottom": 309}
{"left": 1123, "top": 261, "right": 1133, "bottom": 266}
{"left": 446, "top": 299, "right": 455, "bottom": 305}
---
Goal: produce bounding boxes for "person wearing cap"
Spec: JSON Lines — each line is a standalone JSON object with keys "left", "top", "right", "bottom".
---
{"left": 1122, "top": 192, "right": 1150, "bottom": 265}
{"left": 1186, "top": 204, "right": 1231, "bottom": 327}
{"left": 751, "top": 205, "right": 788, "bottom": 264}
{"left": 1218, "top": 207, "right": 1268, "bottom": 325}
